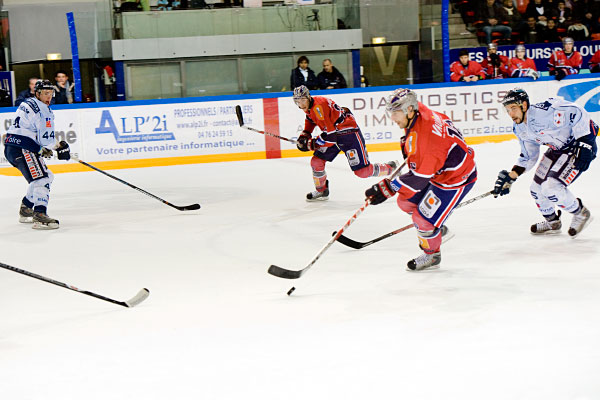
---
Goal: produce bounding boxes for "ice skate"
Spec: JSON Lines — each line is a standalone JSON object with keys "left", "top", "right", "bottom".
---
{"left": 386, "top": 159, "right": 400, "bottom": 172}
{"left": 568, "top": 199, "right": 592, "bottom": 238}
{"left": 19, "top": 203, "right": 34, "bottom": 223}
{"left": 531, "top": 210, "right": 562, "bottom": 235}
{"left": 306, "top": 180, "right": 329, "bottom": 202}
{"left": 32, "top": 211, "right": 59, "bottom": 230}
{"left": 406, "top": 251, "right": 441, "bottom": 271}
{"left": 441, "top": 225, "right": 454, "bottom": 243}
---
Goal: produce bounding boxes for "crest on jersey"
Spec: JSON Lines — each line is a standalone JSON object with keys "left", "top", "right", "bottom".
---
{"left": 314, "top": 105, "right": 324, "bottom": 120}
{"left": 553, "top": 111, "right": 565, "bottom": 127}
{"left": 45, "top": 118, "right": 52, "bottom": 128}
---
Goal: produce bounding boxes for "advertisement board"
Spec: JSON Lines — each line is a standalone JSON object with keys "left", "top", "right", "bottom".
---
{"left": 1, "top": 75, "right": 600, "bottom": 175}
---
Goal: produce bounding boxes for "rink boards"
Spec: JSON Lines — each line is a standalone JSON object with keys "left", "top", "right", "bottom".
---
{"left": 1, "top": 75, "right": 599, "bottom": 175}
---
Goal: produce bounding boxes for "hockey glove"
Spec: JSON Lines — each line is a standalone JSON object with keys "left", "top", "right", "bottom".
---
{"left": 365, "top": 178, "right": 396, "bottom": 205}
{"left": 555, "top": 69, "right": 567, "bottom": 81}
{"left": 572, "top": 141, "right": 595, "bottom": 172}
{"left": 493, "top": 169, "right": 516, "bottom": 198}
{"left": 296, "top": 133, "right": 312, "bottom": 152}
{"left": 38, "top": 147, "right": 53, "bottom": 158}
{"left": 56, "top": 140, "right": 71, "bottom": 161}
{"left": 527, "top": 69, "right": 540, "bottom": 80}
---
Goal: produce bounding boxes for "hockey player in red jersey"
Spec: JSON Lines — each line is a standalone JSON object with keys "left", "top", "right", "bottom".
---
{"left": 547, "top": 37, "right": 582, "bottom": 80}
{"left": 450, "top": 49, "right": 486, "bottom": 82}
{"left": 293, "top": 85, "right": 398, "bottom": 201}
{"left": 480, "top": 43, "right": 510, "bottom": 79}
{"left": 588, "top": 49, "right": 600, "bottom": 73}
{"left": 364, "top": 88, "right": 477, "bottom": 271}
{"left": 508, "top": 45, "right": 540, "bottom": 80}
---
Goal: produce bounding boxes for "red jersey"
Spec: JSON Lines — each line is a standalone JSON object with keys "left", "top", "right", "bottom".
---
{"left": 449, "top": 60, "right": 485, "bottom": 82}
{"left": 547, "top": 50, "right": 582, "bottom": 75}
{"left": 588, "top": 49, "right": 600, "bottom": 71}
{"left": 390, "top": 103, "right": 477, "bottom": 200}
{"left": 302, "top": 96, "right": 359, "bottom": 147}
{"left": 508, "top": 57, "right": 537, "bottom": 77}
{"left": 480, "top": 54, "right": 510, "bottom": 79}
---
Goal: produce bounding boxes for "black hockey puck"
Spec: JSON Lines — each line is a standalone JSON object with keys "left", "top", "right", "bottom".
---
{"left": 287, "top": 286, "right": 296, "bottom": 296}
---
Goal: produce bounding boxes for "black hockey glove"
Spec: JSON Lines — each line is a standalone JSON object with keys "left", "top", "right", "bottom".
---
{"left": 56, "top": 140, "right": 71, "bottom": 161}
{"left": 365, "top": 178, "right": 396, "bottom": 205}
{"left": 493, "top": 170, "right": 516, "bottom": 198}
{"left": 555, "top": 69, "right": 567, "bottom": 81}
{"left": 489, "top": 53, "right": 500, "bottom": 67}
{"left": 296, "top": 132, "right": 312, "bottom": 152}
{"left": 38, "top": 147, "right": 53, "bottom": 158}
{"left": 572, "top": 140, "right": 595, "bottom": 172}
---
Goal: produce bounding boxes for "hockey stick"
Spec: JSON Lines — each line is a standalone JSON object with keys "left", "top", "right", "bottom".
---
{"left": 0, "top": 261, "right": 149, "bottom": 308}
{"left": 267, "top": 162, "right": 406, "bottom": 282}
{"left": 235, "top": 105, "right": 297, "bottom": 144}
{"left": 72, "top": 156, "right": 201, "bottom": 211}
{"left": 335, "top": 190, "right": 494, "bottom": 249}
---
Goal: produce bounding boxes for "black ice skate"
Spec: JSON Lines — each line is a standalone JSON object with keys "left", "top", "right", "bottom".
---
{"left": 531, "top": 210, "right": 562, "bottom": 235}
{"left": 407, "top": 251, "right": 441, "bottom": 271}
{"left": 306, "top": 180, "right": 329, "bottom": 202}
{"left": 568, "top": 199, "right": 592, "bottom": 238}
{"left": 32, "top": 211, "right": 59, "bottom": 230}
{"left": 19, "top": 203, "right": 33, "bottom": 223}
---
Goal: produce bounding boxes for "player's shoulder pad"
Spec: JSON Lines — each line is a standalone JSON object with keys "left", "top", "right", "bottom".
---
{"left": 23, "top": 98, "right": 40, "bottom": 114}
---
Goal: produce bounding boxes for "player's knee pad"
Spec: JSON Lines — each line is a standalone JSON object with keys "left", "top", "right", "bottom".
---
{"left": 539, "top": 177, "right": 566, "bottom": 201}
{"left": 412, "top": 212, "right": 436, "bottom": 233}
{"left": 529, "top": 181, "right": 542, "bottom": 200}
{"left": 310, "top": 156, "right": 326, "bottom": 171}
{"left": 353, "top": 164, "right": 373, "bottom": 178}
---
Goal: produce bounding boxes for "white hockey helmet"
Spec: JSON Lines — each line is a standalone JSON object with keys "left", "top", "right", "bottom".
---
{"left": 515, "top": 44, "right": 526, "bottom": 53}
{"left": 386, "top": 88, "right": 418, "bottom": 114}
{"left": 292, "top": 85, "right": 311, "bottom": 105}
{"left": 562, "top": 37, "right": 574, "bottom": 46}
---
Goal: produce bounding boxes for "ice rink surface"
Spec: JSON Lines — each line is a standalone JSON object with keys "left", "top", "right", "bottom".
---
{"left": 1, "top": 141, "right": 599, "bottom": 400}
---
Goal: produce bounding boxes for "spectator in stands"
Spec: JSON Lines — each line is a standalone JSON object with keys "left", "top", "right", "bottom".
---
{"left": 588, "top": 48, "right": 600, "bottom": 72}
{"left": 556, "top": 1, "right": 572, "bottom": 27}
{"left": 450, "top": 49, "right": 485, "bottom": 82}
{"left": 570, "top": 0, "right": 589, "bottom": 22}
{"left": 480, "top": 42, "right": 510, "bottom": 79}
{"left": 502, "top": 0, "right": 528, "bottom": 42}
{"left": 509, "top": 44, "right": 540, "bottom": 79}
{"left": 542, "top": 18, "right": 563, "bottom": 42}
{"left": 53, "top": 70, "right": 74, "bottom": 104}
{"left": 568, "top": 18, "right": 590, "bottom": 40}
{"left": 290, "top": 56, "right": 319, "bottom": 91}
{"left": 526, "top": 0, "right": 554, "bottom": 26}
{"left": 15, "top": 77, "right": 38, "bottom": 107}
{"left": 452, "top": 0, "right": 477, "bottom": 32}
{"left": 548, "top": 36, "right": 582, "bottom": 80}
{"left": 524, "top": 16, "right": 545, "bottom": 43}
{"left": 477, "top": 0, "right": 512, "bottom": 44}
{"left": 317, "top": 59, "right": 347, "bottom": 90}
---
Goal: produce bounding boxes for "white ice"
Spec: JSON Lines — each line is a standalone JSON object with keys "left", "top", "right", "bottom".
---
{"left": 1, "top": 141, "right": 599, "bottom": 400}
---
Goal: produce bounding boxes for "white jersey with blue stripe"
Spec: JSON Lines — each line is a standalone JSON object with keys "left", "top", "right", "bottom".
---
{"left": 513, "top": 97, "right": 592, "bottom": 172}
{"left": 5, "top": 97, "right": 55, "bottom": 153}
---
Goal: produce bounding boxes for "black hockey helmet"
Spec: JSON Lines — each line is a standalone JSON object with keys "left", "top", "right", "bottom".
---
{"left": 34, "top": 79, "right": 55, "bottom": 93}
{"left": 502, "top": 88, "right": 529, "bottom": 107}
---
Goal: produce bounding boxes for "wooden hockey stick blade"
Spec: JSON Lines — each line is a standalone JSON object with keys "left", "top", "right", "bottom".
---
{"left": 268, "top": 265, "right": 303, "bottom": 279}
{"left": 124, "top": 288, "right": 150, "bottom": 308}
{"left": 235, "top": 105, "right": 244, "bottom": 126}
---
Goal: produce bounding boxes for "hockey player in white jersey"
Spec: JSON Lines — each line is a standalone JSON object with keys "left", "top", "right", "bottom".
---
{"left": 3, "top": 79, "right": 71, "bottom": 229}
{"left": 493, "top": 88, "right": 597, "bottom": 237}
